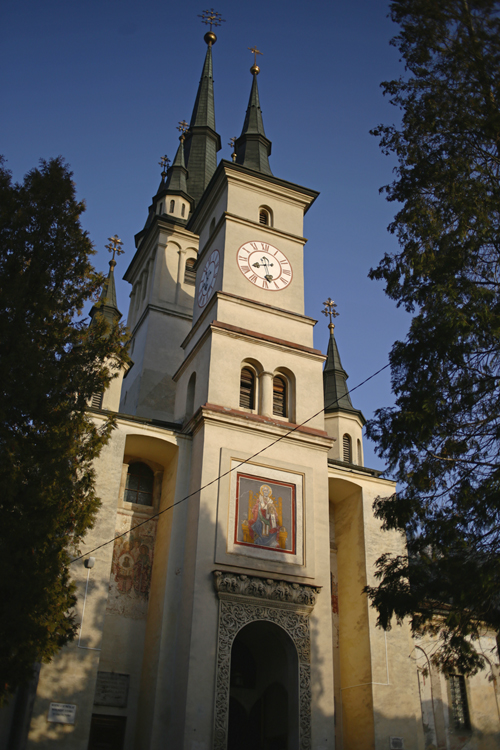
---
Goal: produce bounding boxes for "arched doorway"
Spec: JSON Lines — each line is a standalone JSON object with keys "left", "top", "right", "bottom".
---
{"left": 227, "top": 621, "right": 299, "bottom": 750}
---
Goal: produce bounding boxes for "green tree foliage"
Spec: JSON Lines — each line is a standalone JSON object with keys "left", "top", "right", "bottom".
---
{"left": 366, "top": 0, "right": 500, "bottom": 674}
{"left": 0, "top": 157, "right": 129, "bottom": 701}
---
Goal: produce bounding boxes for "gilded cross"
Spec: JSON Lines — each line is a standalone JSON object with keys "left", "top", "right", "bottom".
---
{"left": 177, "top": 120, "right": 189, "bottom": 140}
{"left": 322, "top": 298, "right": 339, "bottom": 332}
{"left": 105, "top": 235, "right": 124, "bottom": 262}
{"left": 248, "top": 46, "right": 263, "bottom": 66}
{"left": 198, "top": 8, "right": 226, "bottom": 30}
{"left": 159, "top": 155, "right": 170, "bottom": 177}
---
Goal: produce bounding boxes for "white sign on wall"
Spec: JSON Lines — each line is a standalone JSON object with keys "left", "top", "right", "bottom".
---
{"left": 47, "top": 703, "right": 77, "bottom": 724}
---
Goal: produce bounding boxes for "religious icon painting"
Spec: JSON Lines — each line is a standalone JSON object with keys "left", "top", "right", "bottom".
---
{"left": 227, "top": 461, "right": 304, "bottom": 566}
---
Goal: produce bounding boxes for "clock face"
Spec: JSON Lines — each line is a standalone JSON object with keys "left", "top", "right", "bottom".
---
{"left": 197, "top": 249, "right": 220, "bottom": 308}
{"left": 237, "top": 241, "right": 293, "bottom": 290}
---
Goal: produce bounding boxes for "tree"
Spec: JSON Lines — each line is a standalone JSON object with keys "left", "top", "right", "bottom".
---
{"left": 366, "top": 0, "right": 500, "bottom": 675}
{"left": 0, "top": 157, "right": 129, "bottom": 702}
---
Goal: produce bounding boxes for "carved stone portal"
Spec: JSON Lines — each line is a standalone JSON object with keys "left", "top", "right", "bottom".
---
{"left": 213, "top": 570, "right": 321, "bottom": 750}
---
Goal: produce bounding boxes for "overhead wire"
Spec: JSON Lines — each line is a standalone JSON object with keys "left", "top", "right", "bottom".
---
{"left": 71, "top": 361, "right": 390, "bottom": 564}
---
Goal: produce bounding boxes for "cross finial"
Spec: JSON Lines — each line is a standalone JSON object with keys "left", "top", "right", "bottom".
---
{"left": 229, "top": 136, "right": 237, "bottom": 162}
{"left": 105, "top": 235, "right": 124, "bottom": 263}
{"left": 322, "top": 298, "right": 339, "bottom": 333}
{"left": 198, "top": 8, "right": 225, "bottom": 31}
{"left": 248, "top": 45, "right": 263, "bottom": 75}
{"left": 159, "top": 155, "right": 170, "bottom": 178}
{"left": 177, "top": 120, "right": 189, "bottom": 141}
{"left": 248, "top": 46, "right": 263, "bottom": 65}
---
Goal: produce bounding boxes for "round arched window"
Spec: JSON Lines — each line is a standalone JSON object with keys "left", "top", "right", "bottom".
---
{"left": 125, "top": 462, "right": 154, "bottom": 506}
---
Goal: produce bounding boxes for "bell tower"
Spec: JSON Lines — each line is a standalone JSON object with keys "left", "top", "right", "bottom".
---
{"left": 169, "top": 47, "right": 336, "bottom": 748}
{"left": 119, "top": 30, "right": 222, "bottom": 422}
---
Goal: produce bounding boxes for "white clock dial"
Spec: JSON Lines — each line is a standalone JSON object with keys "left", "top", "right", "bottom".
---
{"left": 197, "top": 249, "right": 220, "bottom": 308}
{"left": 237, "top": 241, "right": 293, "bottom": 290}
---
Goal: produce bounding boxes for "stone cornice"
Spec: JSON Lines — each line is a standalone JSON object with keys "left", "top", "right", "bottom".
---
{"left": 213, "top": 570, "right": 321, "bottom": 613}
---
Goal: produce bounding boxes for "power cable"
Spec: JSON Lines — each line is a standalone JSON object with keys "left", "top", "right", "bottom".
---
{"left": 71, "top": 361, "right": 390, "bottom": 564}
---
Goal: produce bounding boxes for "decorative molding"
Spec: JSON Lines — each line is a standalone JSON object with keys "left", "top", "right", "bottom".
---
{"left": 213, "top": 570, "right": 320, "bottom": 611}
{"left": 212, "top": 570, "right": 320, "bottom": 750}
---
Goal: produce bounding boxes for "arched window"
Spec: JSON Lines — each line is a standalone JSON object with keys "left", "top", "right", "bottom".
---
{"left": 158, "top": 201, "right": 163, "bottom": 215}
{"left": 184, "top": 258, "right": 196, "bottom": 286}
{"left": 259, "top": 209, "right": 269, "bottom": 225}
{"left": 343, "top": 434, "right": 352, "bottom": 463}
{"left": 181, "top": 203, "right": 186, "bottom": 217}
{"left": 449, "top": 675, "right": 470, "bottom": 730}
{"left": 169, "top": 199, "right": 175, "bottom": 213}
{"left": 239, "top": 367, "right": 255, "bottom": 409}
{"left": 357, "top": 439, "right": 362, "bottom": 465}
{"left": 125, "top": 462, "right": 154, "bottom": 506}
{"left": 210, "top": 217, "right": 216, "bottom": 234}
{"left": 273, "top": 375, "right": 287, "bottom": 418}
{"left": 186, "top": 372, "right": 196, "bottom": 418}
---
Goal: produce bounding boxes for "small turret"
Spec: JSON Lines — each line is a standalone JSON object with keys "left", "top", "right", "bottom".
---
{"left": 90, "top": 235, "right": 123, "bottom": 330}
{"left": 235, "top": 47, "right": 273, "bottom": 176}
{"left": 151, "top": 132, "right": 193, "bottom": 224}
{"left": 321, "top": 299, "right": 365, "bottom": 465}
{"left": 89, "top": 236, "right": 127, "bottom": 412}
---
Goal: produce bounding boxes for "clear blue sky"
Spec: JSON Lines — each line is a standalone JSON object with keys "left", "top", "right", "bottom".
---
{"left": 1, "top": 0, "right": 411, "bottom": 470}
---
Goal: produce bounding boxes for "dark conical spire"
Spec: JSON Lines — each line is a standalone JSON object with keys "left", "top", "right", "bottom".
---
{"left": 90, "top": 237, "right": 123, "bottom": 331}
{"left": 164, "top": 137, "right": 188, "bottom": 195}
{"left": 323, "top": 325, "right": 355, "bottom": 413}
{"left": 183, "top": 35, "right": 222, "bottom": 205}
{"left": 235, "top": 65, "right": 273, "bottom": 175}
{"left": 90, "top": 259, "right": 122, "bottom": 330}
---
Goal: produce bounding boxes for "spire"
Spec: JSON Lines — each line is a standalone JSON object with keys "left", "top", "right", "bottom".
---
{"left": 235, "top": 48, "right": 273, "bottom": 176}
{"left": 323, "top": 325, "right": 355, "bottom": 413}
{"left": 321, "top": 298, "right": 361, "bottom": 416}
{"left": 90, "top": 236, "right": 123, "bottom": 330}
{"left": 164, "top": 136, "right": 188, "bottom": 195}
{"left": 183, "top": 27, "right": 222, "bottom": 205}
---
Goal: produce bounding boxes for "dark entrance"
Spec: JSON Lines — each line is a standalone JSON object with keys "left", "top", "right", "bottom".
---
{"left": 227, "top": 621, "right": 299, "bottom": 750}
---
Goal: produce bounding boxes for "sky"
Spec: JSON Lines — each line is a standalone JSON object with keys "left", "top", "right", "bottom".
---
{"left": 1, "top": 0, "right": 411, "bottom": 471}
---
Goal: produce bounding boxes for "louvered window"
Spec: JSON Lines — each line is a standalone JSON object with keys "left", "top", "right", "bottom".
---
{"left": 239, "top": 368, "right": 255, "bottom": 409}
{"left": 259, "top": 210, "right": 269, "bottom": 225}
{"left": 125, "top": 462, "right": 154, "bottom": 506}
{"left": 91, "top": 391, "right": 103, "bottom": 409}
{"left": 343, "top": 434, "right": 352, "bottom": 463}
{"left": 357, "top": 439, "right": 362, "bottom": 465}
{"left": 273, "top": 376, "right": 287, "bottom": 417}
{"left": 169, "top": 199, "right": 175, "bottom": 213}
{"left": 184, "top": 258, "right": 196, "bottom": 285}
{"left": 449, "top": 675, "right": 470, "bottom": 730}
{"left": 181, "top": 203, "right": 186, "bottom": 217}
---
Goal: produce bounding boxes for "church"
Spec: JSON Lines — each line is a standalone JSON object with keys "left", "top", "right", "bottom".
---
{"left": 3, "top": 15, "right": 500, "bottom": 750}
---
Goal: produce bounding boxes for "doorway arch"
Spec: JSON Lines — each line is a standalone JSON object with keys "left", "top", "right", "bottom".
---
{"left": 227, "top": 621, "right": 299, "bottom": 749}
{"left": 213, "top": 571, "right": 319, "bottom": 750}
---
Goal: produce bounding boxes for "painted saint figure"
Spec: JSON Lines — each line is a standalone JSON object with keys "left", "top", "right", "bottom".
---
{"left": 248, "top": 484, "right": 280, "bottom": 548}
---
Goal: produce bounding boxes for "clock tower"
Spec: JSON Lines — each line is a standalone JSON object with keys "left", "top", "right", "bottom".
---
{"left": 170, "top": 52, "right": 336, "bottom": 748}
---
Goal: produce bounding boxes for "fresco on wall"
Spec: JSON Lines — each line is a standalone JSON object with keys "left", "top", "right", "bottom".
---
{"left": 106, "top": 514, "right": 158, "bottom": 619}
{"left": 235, "top": 473, "right": 296, "bottom": 555}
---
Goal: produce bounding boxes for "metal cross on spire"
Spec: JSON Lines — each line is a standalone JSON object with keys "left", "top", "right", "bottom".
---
{"left": 322, "top": 298, "right": 339, "bottom": 333}
{"left": 159, "top": 155, "right": 170, "bottom": 178}
{"left": 248, "top": 46, "right": 263, "bottom": 66}
{"left": 177, "top": 120, "right": 189, "bottom": 141}
{"left": 248, "top": 45, "right": 263, "bottom": 75}
{"left": 105, "top": 235, "right": 124, "bottom": 263}
{"left": 198, "top": 8, "right": 226, "bottom": 30}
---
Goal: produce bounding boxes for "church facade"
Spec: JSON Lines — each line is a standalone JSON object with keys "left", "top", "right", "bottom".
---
{"left": 3, "top": 24, "right": 500, "bottom": 750}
